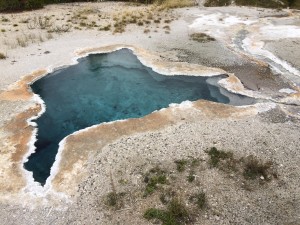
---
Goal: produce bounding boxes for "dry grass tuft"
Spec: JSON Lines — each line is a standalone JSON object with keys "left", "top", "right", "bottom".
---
{"left": 190, "top": 33, "right": 216, "bottom": 43}
{"left": 0, "top": 52, "right": 6, "bottom": 59}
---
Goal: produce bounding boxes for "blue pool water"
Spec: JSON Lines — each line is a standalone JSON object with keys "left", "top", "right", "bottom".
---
{"left": 24, "top": 49, "right": 253, "bottom": 185}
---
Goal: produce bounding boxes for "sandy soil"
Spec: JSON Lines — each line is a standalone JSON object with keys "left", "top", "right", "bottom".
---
{"left": 0, "top": 2, "right": 300, "bottom": 225}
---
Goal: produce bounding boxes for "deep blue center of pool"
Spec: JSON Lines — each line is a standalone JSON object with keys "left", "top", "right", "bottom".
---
{"left": 24, "top": 49, "right": 253, "bottom": 185}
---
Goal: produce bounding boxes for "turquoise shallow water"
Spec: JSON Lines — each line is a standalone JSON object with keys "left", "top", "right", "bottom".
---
{"left": 24, "top": 49, "right": 253, "bottom": 185}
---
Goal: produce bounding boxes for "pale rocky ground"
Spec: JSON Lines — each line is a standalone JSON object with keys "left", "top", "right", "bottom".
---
{"left": 0, "top": 2, "right": 300, "bottom": 225}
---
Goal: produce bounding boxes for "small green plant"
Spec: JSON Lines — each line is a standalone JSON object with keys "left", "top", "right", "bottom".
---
{"left": 144, "top": 198, "right": 191, "bottom": 225}
{"left": 243, "top": 156, "right": 273, "bottom": 180}
{"left": 190, "top": 192, "right": 206, "bottom": 209}
{"left": 103, "top": 171, "right": 126, "bottom": 210}
{"left": 1, "top": 29, "right": 5, "bottom": 32}
{"left": 144, "top": 166, "right": 167, "bottom": 196}
{"left": 104, "top": 191, "right": 125, "bottom": 209}
{"left": 175, "top": 159, "right": 188, "bottom": 172}
{"left": 190, "top": 158, "right": 200, "bottom": 167}
{"left": 206, "top": 147, "right": 232, "bottom": 167}
{"left": 187, "top": 172, "right": 195, "bottom": 182}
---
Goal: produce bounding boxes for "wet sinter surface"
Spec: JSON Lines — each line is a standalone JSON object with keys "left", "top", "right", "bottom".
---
{"left": 24, "top": 49, "right": 253, "bottom": 185}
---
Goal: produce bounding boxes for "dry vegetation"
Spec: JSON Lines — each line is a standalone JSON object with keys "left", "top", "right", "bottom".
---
{"left": 0, "top": 52, "right": 6, "bottom": 59}
{"left": 98, "top": 147, "right": 278, "bottom": 224}
{"left": 0, "top": 3, "right": 183, "bottom": 50}
{"left": 190, "top": 33, "right": 216, "bottom": 43}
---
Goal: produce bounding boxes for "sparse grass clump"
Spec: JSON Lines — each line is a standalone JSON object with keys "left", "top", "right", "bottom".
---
{"left": 160, "top": 189, "right": 175, "bottom": 205}
{"left": 144, "top": 28, "right": 150, "bottom": 33}
{"left": 27, "top": 16, "right": 53, "bottom": 30}
{"left": 1, "top": 17, "right": 9, "bottom": 22}
{"left": 104, "top": 191, "right": 126, "bottom": 210}
{"left": 190, "top": 192, "right": 206, "bottom": 209}
{"left": 163, "top": 25, "right": 170, "bottom": 30}
{"left": 144, "top": 198, "right": 191, "bottom": 225}
{"left": 16, "top": 36, "right": 28, "bottom": 47}
{"left": 190, "top": 33, "right": 216, "bottom": 43}
{"left": 48, "top": 24, "right": 71, "bottom": 33}
{"left": 103, "top": 171, "right": 126, "bottom": 210}
{"left": 205, "top": 147, "right": 277, "bottom": 183}
{"left": 187, "top": 172, "right": 195, "bottom": 182}
{"left": 20, "top": 18, "right": 30, "bottom": 24}
{"left": 0, "top": 52, "right": 6, "bottom": 59}
{"left": 175, "top": 159, "right": 188, "bottom": 172}
{"left": 206, "top": 147, "right": 232, "bottom": 167}
{"left": 243, "top": 156, "right": 273, "bottom": 180}
{"left": 144, "top": 166, "right": 168, "bottom": 196}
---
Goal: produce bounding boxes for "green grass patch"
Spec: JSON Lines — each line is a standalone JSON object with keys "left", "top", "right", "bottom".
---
{"left": 144, "top": 198, "right": 191, "bottom": 225}
{"left": 175, "top": 159, "right": 188, "bottom": 172}
{"left": 187, "top": 172, "right": 195, "bottom": 182}
{"left": 104, "top": 191, "right": 126, "bottom": 210}
{"left": 144, "top": 166, "right": 168, "bottom": 196}
{"left": 206, "top": 147, "right": 233, "bottom": 167}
